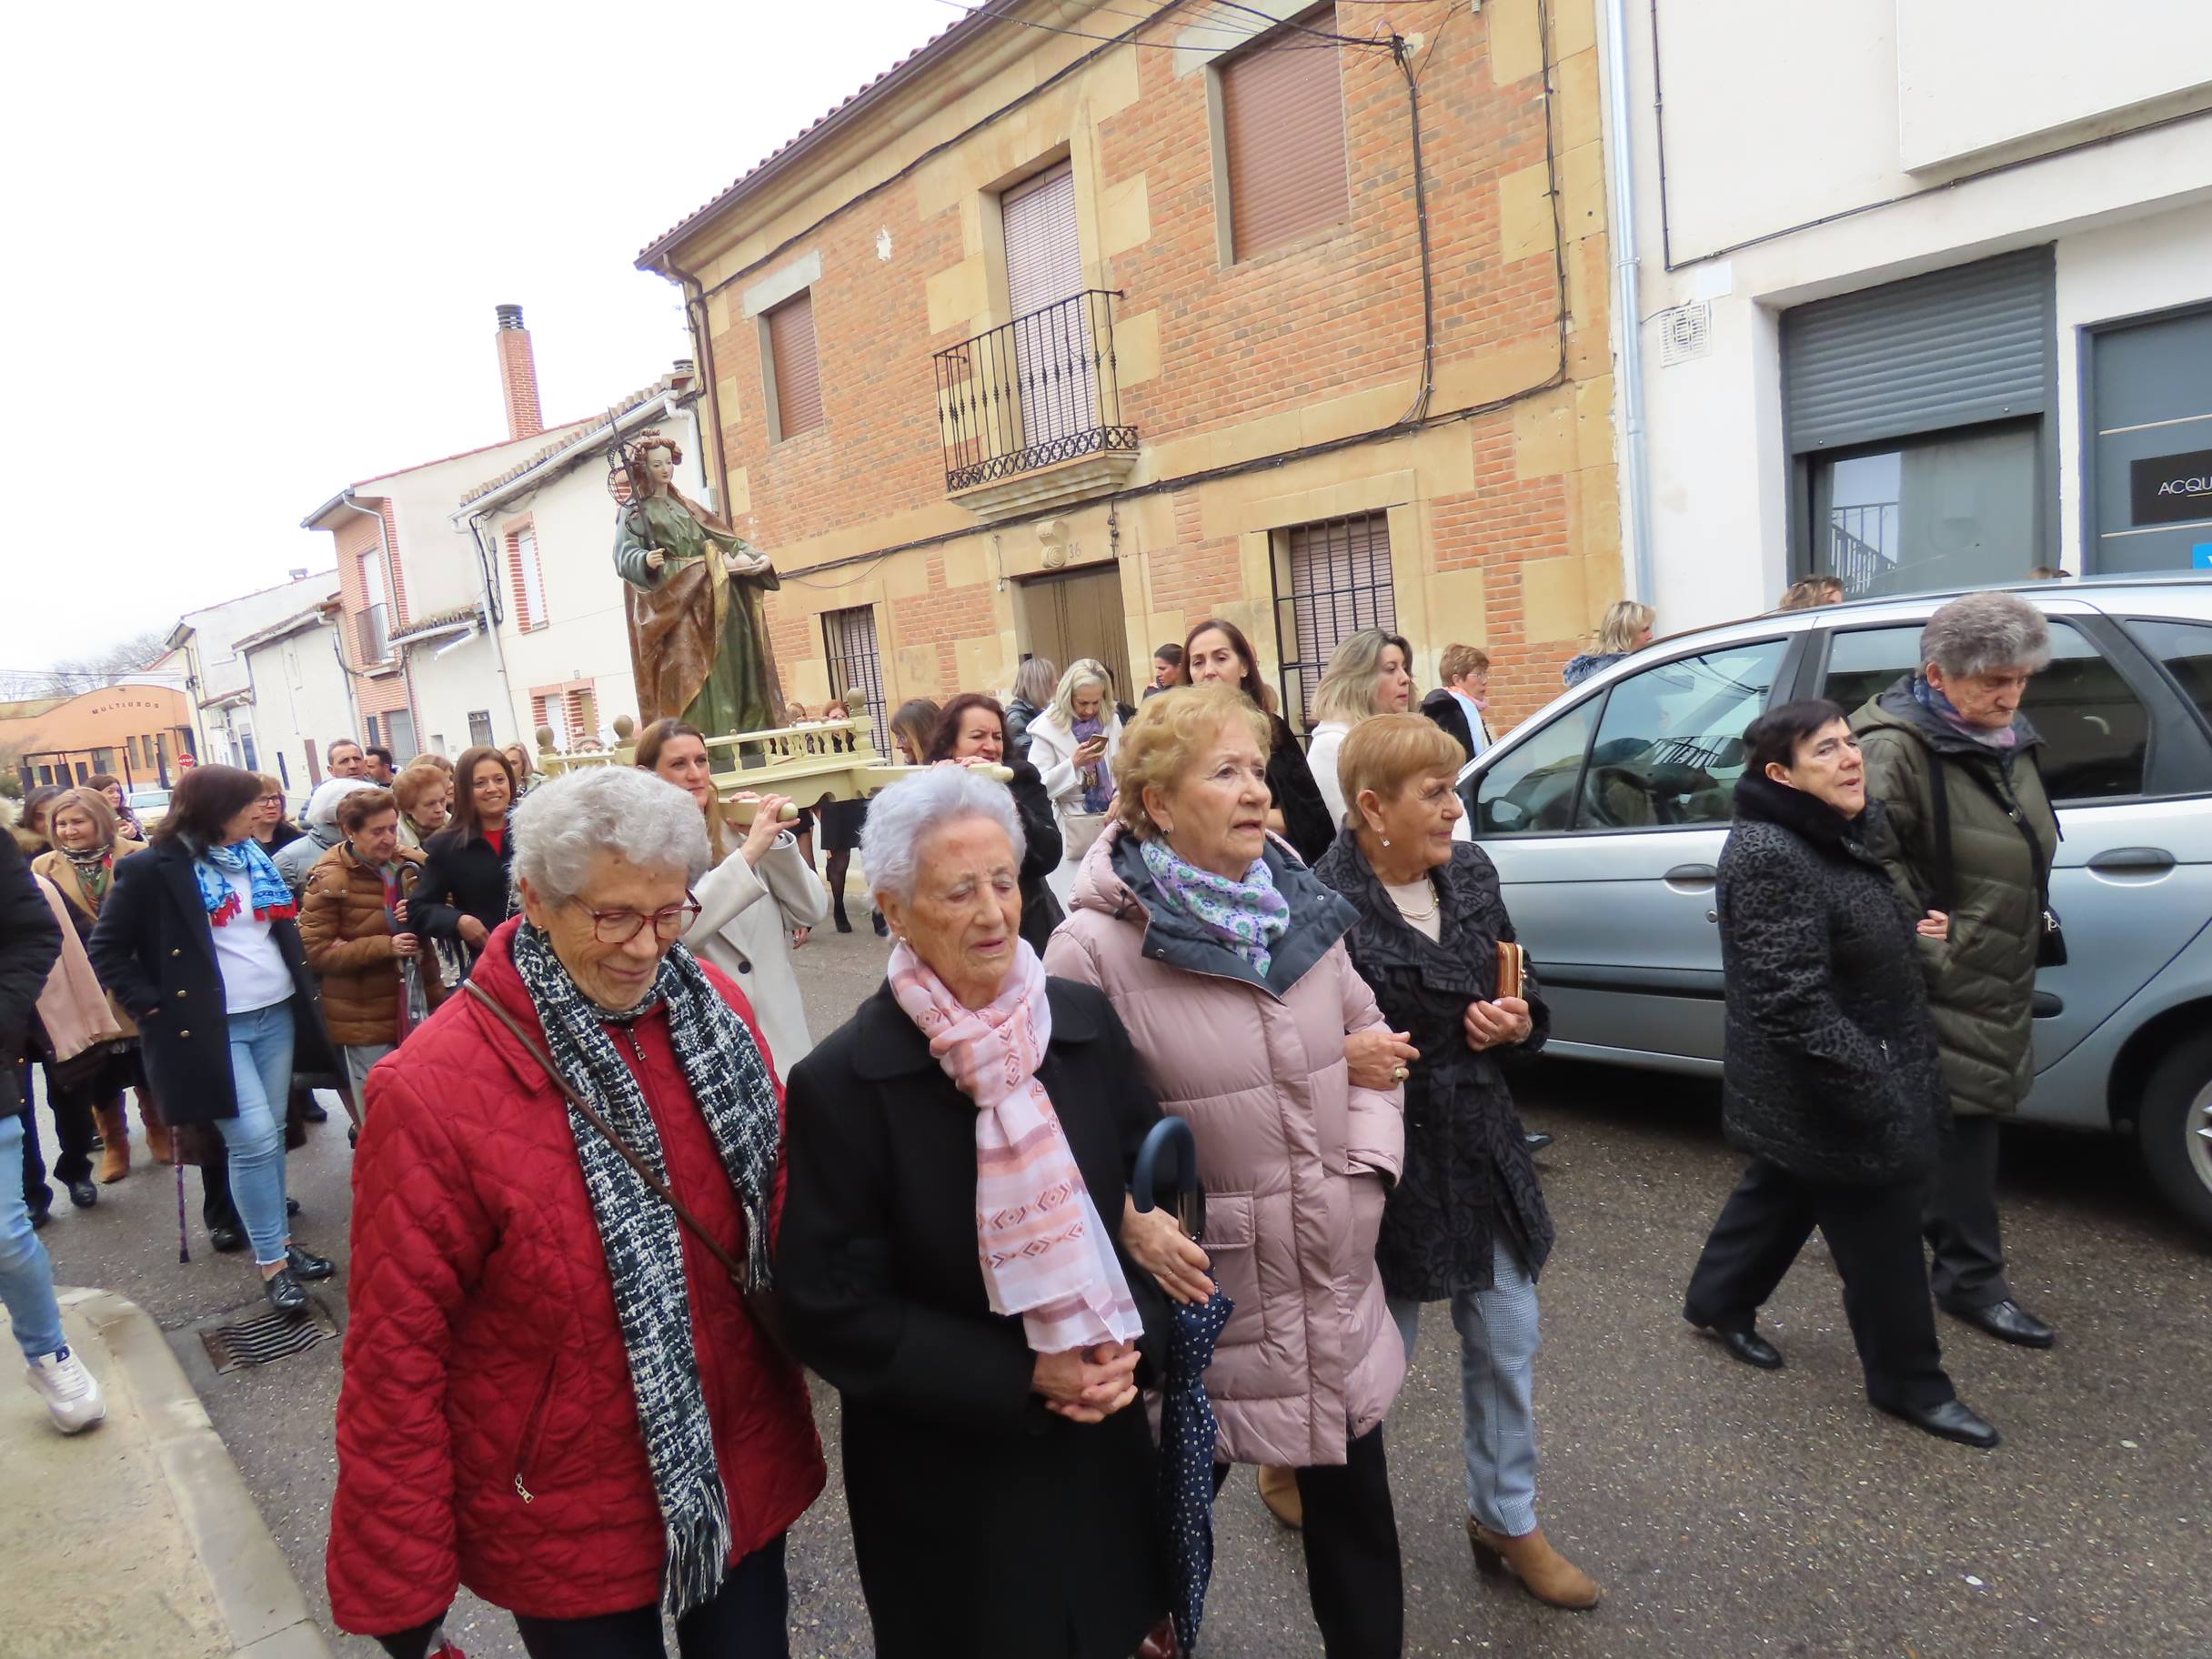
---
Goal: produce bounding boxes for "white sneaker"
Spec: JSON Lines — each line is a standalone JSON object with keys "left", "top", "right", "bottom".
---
{"left": 25, "top": 1346, "right": 106, "bottom": 1434}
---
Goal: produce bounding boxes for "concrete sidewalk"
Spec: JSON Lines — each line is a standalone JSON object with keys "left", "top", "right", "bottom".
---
{"left": 4, "top": 1286, "right": 332, "bottom": 1659}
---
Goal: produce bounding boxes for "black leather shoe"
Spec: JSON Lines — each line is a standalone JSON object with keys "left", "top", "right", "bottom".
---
{"left": 871, "top": 910, "right": 890, "bottom": 938}
{"left": 1690, "top": 1320, "right": 1785, "bottom": 1370}
{"left": 1524, "top": 1131, "right": 1554, "bottom": 1152}
{"left": 65, "top": 1177, "right": 98, "bottom": 1210}
{"left": 286, "top": 1196, "right": 301, "bottom": 1217}
{"left": 1945, "top": 1299, "right": 2055, "bottom": 1348}
{"left": 301, "top": 1098, "right": 328, "bottom": 1123}
{"left": 206, "top": 1224, "right": 246, "bottom": 1253}
{"left": 29, "top": 1207, "right": 51, "bottom": 1232}
{"left": 1879, "top": 1397, "right": 2000, "bottom": 1449}
{"left": 262, "top": 1268, "right": 307, "bottom": 1313}
{"left": 286, "top": 1243, "right": 335, "bottom": 1282}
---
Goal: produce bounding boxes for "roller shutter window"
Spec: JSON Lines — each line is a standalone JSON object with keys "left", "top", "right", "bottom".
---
{"left": 766, "top": 291, "right": 824, "bottom": 440}
{"left": 1220, "top": 19, "right": 1352, "bottom": 262}
{"left": 1784, "top": 246, "right": 2055, "bottom": 454}
{"left": 1001, "top": 162, "right": 1095, "bottom": 447}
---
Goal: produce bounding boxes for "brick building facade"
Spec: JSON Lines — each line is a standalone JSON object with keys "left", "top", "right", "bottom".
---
{"left": 640, "top": 0, "right": 1620, "bottom": 739}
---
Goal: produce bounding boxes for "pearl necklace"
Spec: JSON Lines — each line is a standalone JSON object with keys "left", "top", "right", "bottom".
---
{"left": 1384, "top": 876, "right": 1439, "bottom": 922}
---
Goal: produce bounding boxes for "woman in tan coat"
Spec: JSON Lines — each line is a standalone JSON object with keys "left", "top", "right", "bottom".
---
{"left": 298, "top": 788, "right": 444, "bottom": 1104}
{"left": 32, "top": 788, "right": 167, "bottom": 1179}
{"left": 1045, "top": 684, "right": 1410, "bottom": 1659}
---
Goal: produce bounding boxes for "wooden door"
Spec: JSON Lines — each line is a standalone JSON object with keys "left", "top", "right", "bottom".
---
{"left": 1020, "top": 566, "right": 1131, "bottom": 709}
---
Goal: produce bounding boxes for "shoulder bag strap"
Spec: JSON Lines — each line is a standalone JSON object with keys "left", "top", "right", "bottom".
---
{"left": 461, "top": 980, "right": 752, "bottom": 1292}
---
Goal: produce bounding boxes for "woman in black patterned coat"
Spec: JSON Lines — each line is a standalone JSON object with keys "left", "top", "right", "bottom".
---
{"left": 1315, "top": 715, "right": 1598, "bottom": 1612}
{"left": 1682, "top": 699, "right": 1999, "bottom": 1450}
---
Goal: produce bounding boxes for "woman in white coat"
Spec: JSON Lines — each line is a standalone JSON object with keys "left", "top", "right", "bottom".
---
{"left": 634, "top": 719, "right": 831, "bottom": 1081}
{"left": 1306, "top": 630, "right": 1415, "bottom": 834}
{"left": 1021, "top": 659, "right": 1125, "bottom": 889}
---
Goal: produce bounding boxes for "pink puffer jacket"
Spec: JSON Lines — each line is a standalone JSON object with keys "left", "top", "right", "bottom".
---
{"left": 1044, "top": 823, "right": 1405, "bottom": 1468}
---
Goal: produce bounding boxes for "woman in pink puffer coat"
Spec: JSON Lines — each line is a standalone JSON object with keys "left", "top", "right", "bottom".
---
{"left": 1045, "top": 685, "right": 1409, "bottom": 1659}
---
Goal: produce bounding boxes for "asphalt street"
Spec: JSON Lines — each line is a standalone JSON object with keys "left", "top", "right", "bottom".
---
{"left": 26, "top": 919, "right": 2212, "bottom": 1659}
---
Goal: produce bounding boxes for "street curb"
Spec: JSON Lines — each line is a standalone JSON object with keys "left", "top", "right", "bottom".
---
{"left": 65, "top": 1287, "right": 337, "bottom": 1659}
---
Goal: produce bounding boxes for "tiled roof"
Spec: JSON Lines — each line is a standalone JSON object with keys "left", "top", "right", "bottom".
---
{"left": 232, "top": 599, "right": 342, "bottom": 655}
{"left": 388, "top": 603, "right": 485, "bottom": 644}
{"left": 348, "top": 417, "right": 596, "bottom": 490}
{"left": 459, "top": 376, "right": 691, "bottom": 507}
{"left": 635, "top": 11, "right": 978, "bottom": 266}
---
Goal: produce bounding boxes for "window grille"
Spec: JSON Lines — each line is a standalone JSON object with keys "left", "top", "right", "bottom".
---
{"left": 821, "top": 606, "right": 889, "bottom": 752}
{"left": 1272, "top": 511, "right": 1397, "bottom": 729}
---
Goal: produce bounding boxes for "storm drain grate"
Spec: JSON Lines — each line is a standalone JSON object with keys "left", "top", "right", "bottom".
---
{"left": 198, "top": 1297, "right": 338, "bottom": 1372}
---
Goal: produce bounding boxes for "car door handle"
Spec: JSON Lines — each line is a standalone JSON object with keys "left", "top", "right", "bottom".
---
{"left": 2086, "top": 847, "right": 2174, "bottom": 875}
{"left": 1664, "top": 863, "right": 1717, "bottom": 891}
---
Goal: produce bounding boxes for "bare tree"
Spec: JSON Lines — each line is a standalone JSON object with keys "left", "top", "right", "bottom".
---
{"left": 0, "top": 629, "right": 171, "bottom": 701}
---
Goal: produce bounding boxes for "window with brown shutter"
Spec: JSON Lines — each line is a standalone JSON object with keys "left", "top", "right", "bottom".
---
{"left": 1217, "top": 16, "right": 1352, "bottom": 262}
{"left": 764, "top": 291, "right": 823, "bottom": 441}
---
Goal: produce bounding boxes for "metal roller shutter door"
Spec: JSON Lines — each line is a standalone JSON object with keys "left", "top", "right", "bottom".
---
{"left": 1784, "top": 246, "right": 2055, "bottom": 454}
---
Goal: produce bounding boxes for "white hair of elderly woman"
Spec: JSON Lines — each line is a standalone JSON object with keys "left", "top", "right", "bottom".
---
{"left": 1919, "top": 591, "right": 2053, "bottom": 680}
{"left": 859, "top": 766, "right": 1025, "bottom": 907}
{"left": 509, "top": 766, "right": 711, "bottom": 905}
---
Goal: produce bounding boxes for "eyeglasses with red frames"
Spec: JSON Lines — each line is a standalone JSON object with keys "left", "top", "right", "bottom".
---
{"left": 564, "top": 894, "right": 703, "bottom": 946}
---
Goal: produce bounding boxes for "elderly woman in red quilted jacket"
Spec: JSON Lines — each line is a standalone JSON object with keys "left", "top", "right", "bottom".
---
{"left": 326, "top": 767, "right": 823, "bottom": 1659}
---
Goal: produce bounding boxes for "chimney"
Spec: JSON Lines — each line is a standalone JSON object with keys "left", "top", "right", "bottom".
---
{"left": 495, "top": 304, "right": 543, "bottom": 441}
{"left": 670, "top": 357, "right": 696, "bottom": 389}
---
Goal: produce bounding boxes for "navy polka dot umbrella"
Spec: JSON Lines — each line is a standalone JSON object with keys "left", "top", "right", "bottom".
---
{"left": 1134, "top": 1117, "right": 1233, "bottom": 1657}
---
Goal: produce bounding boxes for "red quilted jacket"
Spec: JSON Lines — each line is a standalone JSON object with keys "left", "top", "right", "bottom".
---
{"left": 326, "top": 920, "right": 825, "bottom": 1635}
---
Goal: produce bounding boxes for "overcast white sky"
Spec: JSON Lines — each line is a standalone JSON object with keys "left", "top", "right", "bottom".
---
{"left": 0, "top": 0, "right": 955, "bottom": 671}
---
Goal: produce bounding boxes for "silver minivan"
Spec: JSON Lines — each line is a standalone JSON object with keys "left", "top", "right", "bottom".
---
{"left": 1457, "top": 577, "right": 2212, "bottom": 1234}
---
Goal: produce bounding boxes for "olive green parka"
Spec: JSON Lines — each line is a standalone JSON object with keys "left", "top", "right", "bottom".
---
{"left": 1852, "top": 680, "right": 2060, "bottom": 1118}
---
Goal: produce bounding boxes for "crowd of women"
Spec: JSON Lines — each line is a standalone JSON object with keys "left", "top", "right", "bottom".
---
{"left": 0, "top": 588, "right": 2070, "bottom": 1657}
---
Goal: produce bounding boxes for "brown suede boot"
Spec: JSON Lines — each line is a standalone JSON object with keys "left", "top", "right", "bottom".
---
{"left": 1257, "top": 1463, "right": 1303, "bottom": 1530}
{"left": 1468, "top": 1520, "right": 1600, "bottom": 1610}
{"left": 144, "top": 1119, "right": 173, "bottom": 1164}
{"left": 94, "top": 1101, "right": 130, "bottom": 1183}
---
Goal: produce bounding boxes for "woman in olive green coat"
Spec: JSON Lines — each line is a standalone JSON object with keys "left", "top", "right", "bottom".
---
{"left": 1852, "top": 591, "right": 2060, "bottom": 1352}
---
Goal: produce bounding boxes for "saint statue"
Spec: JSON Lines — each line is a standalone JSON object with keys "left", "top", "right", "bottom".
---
{"left": 612, "top": 429, "right": 782, "bottom": 742}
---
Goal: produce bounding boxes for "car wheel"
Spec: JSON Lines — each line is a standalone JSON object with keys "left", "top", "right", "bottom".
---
{"left": 2139, "top": 1032, "right": 2212, "bottom": 1235}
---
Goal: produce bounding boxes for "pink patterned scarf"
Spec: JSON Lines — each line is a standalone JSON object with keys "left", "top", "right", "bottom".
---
{"left": 888, "top": 939, "right": 1143, "bottom": 1354}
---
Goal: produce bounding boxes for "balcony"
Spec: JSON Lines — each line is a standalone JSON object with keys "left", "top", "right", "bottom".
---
{"left": 355, "top": 603, "right": 391, "bottom": 669}
{"left": 933, "top": 289, "right": 1138, "bottom": 518}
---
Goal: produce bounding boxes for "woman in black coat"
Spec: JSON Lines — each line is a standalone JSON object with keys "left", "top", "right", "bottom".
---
{"left": 1314, "top": 714, "right": 1597, "bottom": 1612}
{"left": 87, "top": 766, "right": 341, "bottom": 1311}
{"left": 410, "top": 745, "right": 516, "bottom": 965}
{"left": 1682, "top": 699, "right": 1998, "bottom": 1449}
{"left": 924, "top": 692, "right": 1066, "bottom": 954}
{"left": 1180, "top": 618, "right": 1333, "bottom": 865}
{"left": 778, "top": 769, "right": 1170, "bottom": 1659}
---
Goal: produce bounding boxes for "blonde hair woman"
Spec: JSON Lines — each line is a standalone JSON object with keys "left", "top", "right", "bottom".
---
{"left": 1305, "top": 629, "right": 1415, "bottom": 834}
{"left": 1021, "top": 659, "right": 1123, "bottom": 871}
{"left": 1563, "top": 601, "right": 1655, "bottom": 688}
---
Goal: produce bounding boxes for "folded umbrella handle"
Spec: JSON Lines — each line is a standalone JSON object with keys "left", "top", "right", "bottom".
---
{"left": 1131, "top": 1115, "right": 1205, "bottom": 1242}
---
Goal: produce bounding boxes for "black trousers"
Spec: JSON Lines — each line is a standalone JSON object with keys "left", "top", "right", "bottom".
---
{"left": 17, "top": 1075, "right": 96, "bottom": 1205}
{"left": 1925, "top": 1114, "right": 2011, "bottom": 1312}
{"left": 1216, "top": 1426, "right": 1403, "bottom": 1659}
{"left": 512, "top": 1534, "right": 789, "bottom": 1659}
{"left": 1684, "top": 1158, "right": 1955, "bottom": 1413}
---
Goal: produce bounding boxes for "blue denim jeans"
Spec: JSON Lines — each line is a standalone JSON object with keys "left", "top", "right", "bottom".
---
{"left": 217, "top": 1002, "right": 295, "bottom": 1266}
{"left": 1389, "top": 1235, "right": 1543, "bottom": 1537}
{"left": 0, "top": 1115, "right": 67, "bottom": 1361}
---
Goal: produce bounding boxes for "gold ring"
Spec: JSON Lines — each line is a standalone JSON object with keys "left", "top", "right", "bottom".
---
{"left": 1393, "top": 1065, "right": 1409, "bottom": 1080}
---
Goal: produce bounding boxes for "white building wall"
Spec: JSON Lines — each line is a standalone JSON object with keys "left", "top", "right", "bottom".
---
{"left": 243, "top": 623, "right": 356, "bottom": 799}
{"left": 173, "top": 571, "right": 337, "bottom": 762}
{"left": 1610, "top": 0, "right": 2212, "bottom": 630}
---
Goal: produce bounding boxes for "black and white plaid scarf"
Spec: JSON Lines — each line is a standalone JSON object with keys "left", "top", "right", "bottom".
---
{"left": 508, "top": 921, "right": 783, "bottom": 1620}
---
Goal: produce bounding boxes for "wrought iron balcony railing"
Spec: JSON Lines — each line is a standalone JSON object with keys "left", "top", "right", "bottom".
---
{"left": 932, "top": 289, "right": 1138, "bottom": 493}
